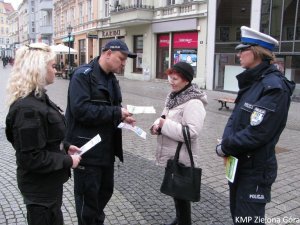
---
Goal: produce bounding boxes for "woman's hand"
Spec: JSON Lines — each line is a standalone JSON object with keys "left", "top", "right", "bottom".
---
{"left": 68, "top": 145, "right": 81, "bottom": 155}
{"left": 150, "top": 124, "right": 160, "bottom": 135}
{"left": 71, "top": 155, "right": 81, "bottom": 168}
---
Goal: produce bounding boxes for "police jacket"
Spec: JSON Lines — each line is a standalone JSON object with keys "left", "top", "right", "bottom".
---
{"left": 65, "top": 57, "right": 123, "bottom": 166}
{"left": 5, "top": 92, "right": 72, "bottom": 198}
{"left": 221, "top": 62, "right": 295, "bottom": 194}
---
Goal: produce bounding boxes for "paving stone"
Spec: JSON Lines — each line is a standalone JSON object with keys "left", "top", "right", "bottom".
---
{"left": 1, "top": 66, "right": 300, "bottom": 224}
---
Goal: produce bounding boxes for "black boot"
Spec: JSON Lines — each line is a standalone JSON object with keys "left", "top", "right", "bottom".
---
{"left": 163, "top": 218, "right": 177, "bottom": 225}
{"left": 174, "top": 198, "right": 191, "bottom": 225}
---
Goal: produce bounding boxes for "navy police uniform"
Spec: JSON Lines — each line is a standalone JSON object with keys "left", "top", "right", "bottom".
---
{"left": 216, "top": 26, "right": 295, "bottom": 225}
{"left": 221, "top": 62, "right": 295, "bottom": 224}
{"left": 5, "top": 92, "right": 72, "bottom": 225}
{"left": 65, "top": 56, "right": 123, "bottom": 225}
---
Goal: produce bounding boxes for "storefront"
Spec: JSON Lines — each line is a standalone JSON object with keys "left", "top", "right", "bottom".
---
{"left": 209, "top": 0, "right": 300, "bottom": 100}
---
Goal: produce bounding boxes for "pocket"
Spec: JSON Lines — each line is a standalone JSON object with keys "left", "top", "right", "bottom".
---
{"left": 47, "top": 113, "right": 65, "bottom": 142}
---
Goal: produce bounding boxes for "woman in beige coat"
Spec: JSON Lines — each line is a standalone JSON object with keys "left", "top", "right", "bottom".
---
{"left": 151, "top": 62, "right": 207, "bottom": 225}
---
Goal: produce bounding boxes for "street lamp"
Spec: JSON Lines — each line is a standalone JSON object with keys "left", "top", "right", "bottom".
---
{"left": 67, "top": 24, "right": 73, "bottom": 79}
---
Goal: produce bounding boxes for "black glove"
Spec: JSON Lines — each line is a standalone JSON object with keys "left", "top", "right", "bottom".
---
{"left": 216, "top": 144, "right": 226, "bottom": 157}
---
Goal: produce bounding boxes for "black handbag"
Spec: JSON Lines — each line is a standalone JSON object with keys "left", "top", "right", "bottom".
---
{"left": 160, "top": 126, "right": 202, "bottom": 202}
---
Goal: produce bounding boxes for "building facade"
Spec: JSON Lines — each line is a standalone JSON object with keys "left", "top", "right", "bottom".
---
{"left": 10, "top": 0, "right": 300, "bottom": 99}
{"left": 53, "top": 0, "right": 207, "bottom": 86}
{"left": 0, "top": 0, "right": 14, "bottom": 57}
{"left": 7, "top": 10, "right": 18, "bottom": 58}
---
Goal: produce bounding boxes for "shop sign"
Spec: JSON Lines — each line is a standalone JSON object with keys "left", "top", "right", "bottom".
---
{"left": 87, "top": 31, "right": 98, "bottom": 39}
{"left": 158, "top": 34, "right": 170, "bottom": 47}
{"left": 100, "top": 29, "right": 125, "bottom": 38}
{"left": 173, "top": 32, "right": 198, "bottom": 48}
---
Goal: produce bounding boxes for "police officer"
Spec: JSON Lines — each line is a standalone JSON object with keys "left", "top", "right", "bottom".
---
{"left": 5, "top": 43, "right": 81, "bottom": 225}
{"left": 65, "top": 39, "right": 136, "bottom": 225}
{"left": 216, "top": 26, "right": 295, "bottom": 224}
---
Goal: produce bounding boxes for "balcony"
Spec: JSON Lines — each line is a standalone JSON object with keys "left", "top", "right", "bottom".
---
{"left": 40, "top": 0, "right": 53, "bottom": 11}
{"left": 110, "top": 4, "right": 154, "bottom": 26}
{"left": 154, "top": 1, "right": 207, "bottom": 20}
{"left": 39, "top": 25, "right": 53, "bottom": 35}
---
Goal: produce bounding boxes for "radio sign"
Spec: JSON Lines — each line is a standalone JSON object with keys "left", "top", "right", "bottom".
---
{"left": 102, "top": 29, "right": 121, "bottom": 38}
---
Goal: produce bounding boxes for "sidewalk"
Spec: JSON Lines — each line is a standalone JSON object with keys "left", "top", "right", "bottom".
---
{"left": 0, "top": 67, "right": 299, "bottom": 224}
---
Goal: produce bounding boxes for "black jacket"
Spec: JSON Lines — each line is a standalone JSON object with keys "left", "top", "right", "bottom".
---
{"left": 221, "top": 62, "right": 295, "bottom": 201}
{"left": 65, "top": 57, "right": 123, "bottom": 166}
{"left": 5, "top": 92, "right": 72, "bottom": 198}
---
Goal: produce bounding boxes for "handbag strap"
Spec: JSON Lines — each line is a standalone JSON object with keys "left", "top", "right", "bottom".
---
{"left": 174, "top": 126, "right": 195, "bottom": 168}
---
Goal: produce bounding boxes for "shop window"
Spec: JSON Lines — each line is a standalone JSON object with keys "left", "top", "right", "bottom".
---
{"left": 156, "top": 34, "right": 170, "bottom": 79}
{"left": 133, "top": 35, "right": 143, "bottom": 73}
{"left": 172, "top": 32, "right": 198, "bottom": 76}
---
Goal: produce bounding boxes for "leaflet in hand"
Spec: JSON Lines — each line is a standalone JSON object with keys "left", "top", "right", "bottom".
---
{"left": 127, "top": 105, "right": 156, "bottom": 114}
{"left": 225, "top": 156, "right": 238, "bottom": 183}
{"left": 79, "top": 134, "right": 101, "bottom": 156}
{"left": 118, "top": 122, "right": 147, "bottom": 139}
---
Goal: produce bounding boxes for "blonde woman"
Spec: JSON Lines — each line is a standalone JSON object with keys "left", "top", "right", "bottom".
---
{"left": 5, "top": 43, "right": 81, "bottom": 225}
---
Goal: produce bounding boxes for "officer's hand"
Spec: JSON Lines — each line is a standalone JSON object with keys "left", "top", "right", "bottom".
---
{"left": 123, "top": 116, "right": 136, "bottom": 126}
{"left": 121, "top": 107, "right": 132, "bottom": 120}
{"left": 71, "top": 155, "right": 81, "bottom": 168}
{"left": 68, "top": 145, "right": 81, "bottom": 155}
{"left": 216, "top": 144, "right": 226, "bottom": 157}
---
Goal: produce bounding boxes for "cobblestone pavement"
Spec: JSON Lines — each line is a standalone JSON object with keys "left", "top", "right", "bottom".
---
{"left": 0, "top": 65, "right": 300, "bottom": 225}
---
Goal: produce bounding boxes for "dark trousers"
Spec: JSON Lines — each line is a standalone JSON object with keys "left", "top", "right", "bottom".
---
{"left": 25, "top": 190, "right": 64, "bottom": 225}
{"left": 174, "top": 198, "right": 191, "bottom": 225}
{"left": 74, "top": 165, "right": 114, "bottom": 225}
{"left": 230, "top": 182, "right": 266, "bottom": 225}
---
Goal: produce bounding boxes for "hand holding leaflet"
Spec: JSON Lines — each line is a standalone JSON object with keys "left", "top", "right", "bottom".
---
{"left": 118, "top": 122, "right": 147, "bottom": 139}
{"left": 79, "top": 134, "right": 101, "bottom": 156}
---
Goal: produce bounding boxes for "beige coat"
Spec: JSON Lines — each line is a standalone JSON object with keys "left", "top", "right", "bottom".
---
{"left": 155, "top": 98, "right": 206, "bottom": 167}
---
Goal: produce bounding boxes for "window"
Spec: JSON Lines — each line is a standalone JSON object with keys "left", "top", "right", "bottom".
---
{"left": 133, "top": 0, "right": 143, "bottom": 7}
{"left": 31, "top": 0, "right": 35, "bottom": 13}
{"left": 220, "top": 27, "right": 229, "bottom": 41}
{"left": 104, "top": 0, "right": 110, "bottom": 17}
{"left": 167, "top": 0, "right": 175, "bottom": 5}
{"left": 32, "top": 21, "right": 35, "bottom": 33}
{"left": 79, "top": 3, "right": 83, "bottom": 24}
{"left": 88, "top": 0, "right": 92, "bottom": 21}
{"left": 236, "top": 27, "right": 241, "bottom": 41}
{"left": 133, "top": 35, "right": 143, "bottom": 73}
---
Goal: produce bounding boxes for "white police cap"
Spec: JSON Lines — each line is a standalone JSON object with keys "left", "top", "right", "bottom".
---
{"left": 236, "top": 26, "right": 278, "bottom": 51}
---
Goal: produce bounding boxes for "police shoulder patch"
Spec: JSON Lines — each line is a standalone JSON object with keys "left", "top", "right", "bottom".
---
{"left": 250, "top": 107, "right": 266, "bottom": 126}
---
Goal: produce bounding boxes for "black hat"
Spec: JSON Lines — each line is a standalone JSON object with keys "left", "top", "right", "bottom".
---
{"left": 172, "top": 62, "right": 194, "bottom": 82}
{"left": 103, "top": 39, "right": 137, "bottom": 58}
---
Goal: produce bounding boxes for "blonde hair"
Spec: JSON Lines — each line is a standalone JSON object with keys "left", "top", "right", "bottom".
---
{"left": 250, "top": 45, "right": 276, "bottom": 64}
{"left": 6, "top": 43, "right": 56, "bottom": 106}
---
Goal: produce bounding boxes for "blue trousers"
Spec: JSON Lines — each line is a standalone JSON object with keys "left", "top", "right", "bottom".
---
{"left": 74, "top": 165, "right": 114, "bottom": 225}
